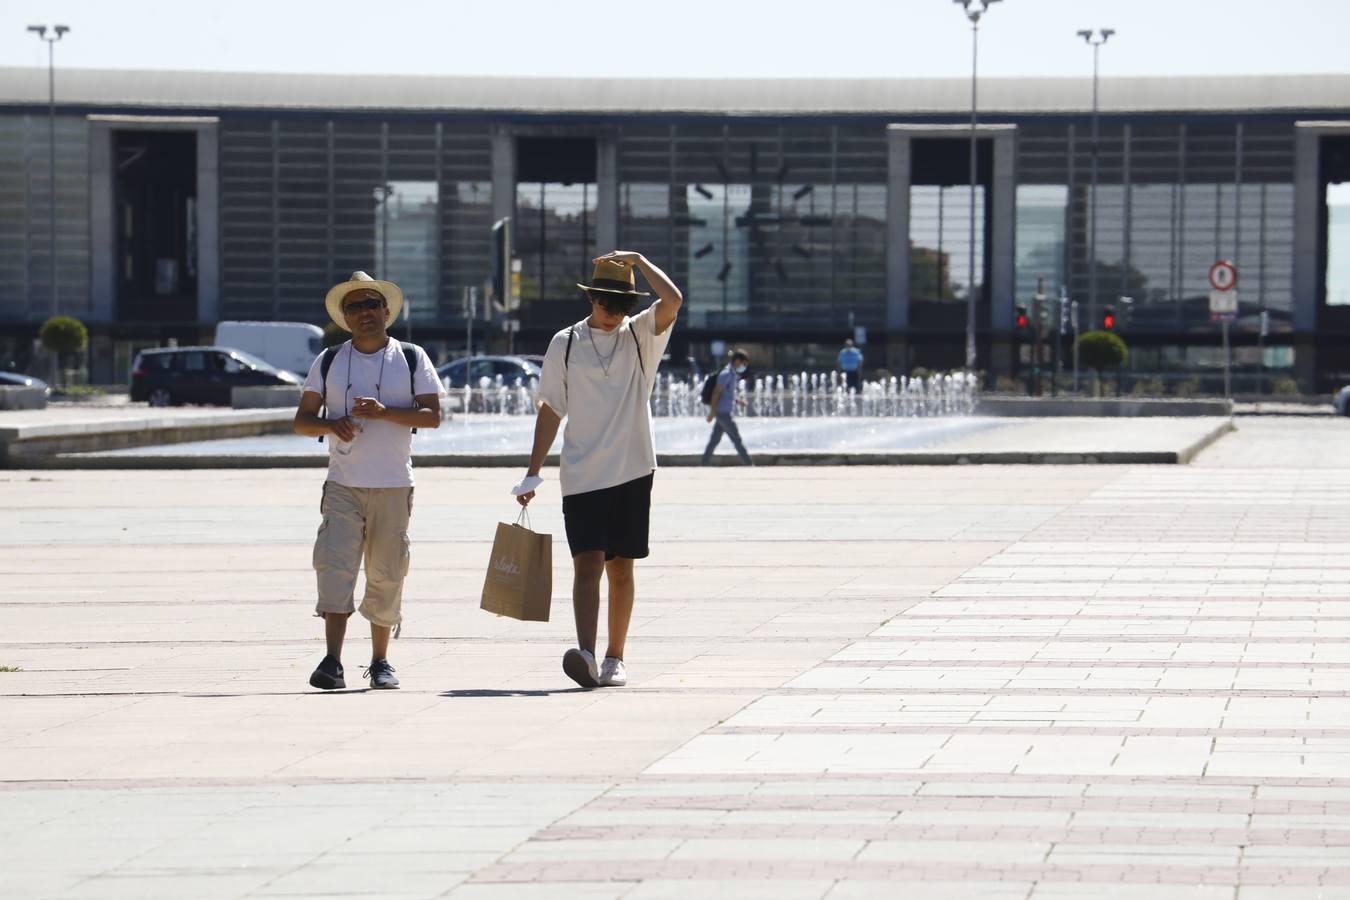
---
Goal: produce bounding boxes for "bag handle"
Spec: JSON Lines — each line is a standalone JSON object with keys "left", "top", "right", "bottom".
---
{"left": 515, "top": 507, "right": 532, "bottom": 530}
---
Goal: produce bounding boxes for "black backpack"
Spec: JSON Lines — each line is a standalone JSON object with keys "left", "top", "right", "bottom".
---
{"left": 316, "top": 340, "right": 424, "bottom": 441}
{"left": 700, "top": 366, "right": 724, "bottom": 406}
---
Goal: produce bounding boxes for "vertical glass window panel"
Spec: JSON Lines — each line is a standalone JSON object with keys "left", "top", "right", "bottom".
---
{"left": 1261, "top": 184, "right": 1295, "bottom": 315}
{"left": 1235, "top": 182, "right": 1293, "bottom": 322}
{"left": 1085, "top": 185, "right": 1129, "bottom": 306}
{"left": 775, "top": 183, "right": 834, "bottom": 323}
{"left": 620, "top": 183, "right": 670, "bottom": 245}
{"left": 515, "top": 181, "right": 597, "bottom": 305}
{"left": 1128, "top": 185, "right": 1177, "bottom": 309}
{"left": 374, "top": 181, "right": 438, "bottom": 324}
{"left": 685, "top": 184, "right": 749, "bottom": 329}
{"left": 909, "top": 185, "right": 983, "bottom": 302}
{"left": 1182, "top": 183, "right": 1222, "bottom": 306}
{"left": 1327, "top": 182, "right": 1350, "bottom": 306}
{"left": 443, "top": 180, "right": 493, "bottom": 317}
{"left": 1015, "top": 185, "right": 1068, "bottom": 304}
{"left": 833, "top": 183, "right": 887, "bottom": 327}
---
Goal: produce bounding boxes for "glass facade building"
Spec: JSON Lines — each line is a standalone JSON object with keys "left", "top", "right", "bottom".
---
{"left": 0, "top": 69, "right": 1347, "bottom": 390}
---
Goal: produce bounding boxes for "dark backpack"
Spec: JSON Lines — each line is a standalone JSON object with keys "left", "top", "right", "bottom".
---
{"left": 316, "top": 340, "right": 424, "bottom": 441}
{"left": 700, "top": 367, "right": 723, "bottom": 406}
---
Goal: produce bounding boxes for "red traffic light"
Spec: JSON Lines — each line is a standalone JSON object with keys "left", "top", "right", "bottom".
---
{"left": 1102, "top": 306, "right": 1116, "bottom": 331}
{"left": 1014, "top": 305, "right": 1029, "bottom": 330}
{"left": 1016, "top": 312, "right": 1028, "bottom": 329}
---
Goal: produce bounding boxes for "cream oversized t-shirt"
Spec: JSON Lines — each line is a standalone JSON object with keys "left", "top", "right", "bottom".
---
{"left": 536, "top": 306, "right": 673, "bottom": 497}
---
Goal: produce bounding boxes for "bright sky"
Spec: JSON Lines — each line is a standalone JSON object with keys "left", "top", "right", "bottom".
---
{"left": 3, "top": 0, "right": 1348, "bottom": 80}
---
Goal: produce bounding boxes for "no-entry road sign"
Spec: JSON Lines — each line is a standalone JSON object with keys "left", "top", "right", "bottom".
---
{"left": 1209, "top": 260, "right": 1238, "bottom": 292}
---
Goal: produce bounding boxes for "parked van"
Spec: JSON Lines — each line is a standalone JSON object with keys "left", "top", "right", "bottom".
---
{"left": 214, "top": 321, "right": 324, "bottom": 376}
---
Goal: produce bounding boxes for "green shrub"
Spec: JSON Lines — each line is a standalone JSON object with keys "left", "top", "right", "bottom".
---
{"left": 1270, "top": 376, "right": 1300, "bottom": 396}
{"left": 39, "top": 316, "right": 88, "bottom": 357}
{"left": 1076, "top": 330, "right": 1127, "bottom": 374}
{"left": 1130, "top": 376, "right": 1166, "bottom": 397}
{"left": 1174, "top": 377, "right": 1202, "bottom": 397}
{"left": 909, "top": 367, "right": 931, "bottom": 381}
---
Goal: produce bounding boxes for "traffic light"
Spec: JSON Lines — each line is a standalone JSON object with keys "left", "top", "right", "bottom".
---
{"left": 491, "top": 217, "right": 511, "bottom": 308}
{"left": 1015, "top": 305, "right": 1029, "bottom": 331}
{"left": 1102, "top": 305, "right": 1116, "bottom": 331}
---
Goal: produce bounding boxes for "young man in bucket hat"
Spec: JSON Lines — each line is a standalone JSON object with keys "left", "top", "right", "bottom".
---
{"left": 514, "top": 251, "right": 683, "bottom": 689}
{"left": 293, "top": 271, "right": 443, "bottom": 690}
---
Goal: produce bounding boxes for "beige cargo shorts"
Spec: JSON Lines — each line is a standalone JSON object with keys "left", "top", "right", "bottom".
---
{"left": 313, "top": 481, "right": 413, "bottom": 629}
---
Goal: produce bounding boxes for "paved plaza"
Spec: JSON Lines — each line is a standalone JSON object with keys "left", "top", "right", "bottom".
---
{"left": 3, "top": 416, "right": 1350, "bottom": 898}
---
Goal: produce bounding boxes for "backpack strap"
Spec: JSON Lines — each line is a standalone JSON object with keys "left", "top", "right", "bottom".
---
{"left": 631, "top": 327, "right": 644, "bottom": 377}
{"left": 316, "top": 343, "right": 343, "bottom": 444}
{"left": 400, "top": 342, "right": 422, "bottom": 434}
{"left": 563, "top": 326, "right": 575, "bottom": 403}
{"left": 561, "top": 321, "right": 643, "bottom": 400}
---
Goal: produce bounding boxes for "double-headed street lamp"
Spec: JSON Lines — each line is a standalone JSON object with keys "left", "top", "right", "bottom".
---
{"left": 26, "top": 24, "right": 70, "bottom": 319}
{"left": 952, "top": 0, "right": 1001, "bottom": 374}
{"left": 1077, "top": 27, "right": 1114, "bottom": 333}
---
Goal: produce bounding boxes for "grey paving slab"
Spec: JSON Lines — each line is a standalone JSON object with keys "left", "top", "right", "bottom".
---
{"left": 3, "top": 418, "right": 1350, "bottom": 896}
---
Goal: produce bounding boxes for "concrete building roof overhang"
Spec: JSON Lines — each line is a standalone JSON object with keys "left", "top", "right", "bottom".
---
{"left": 0, "top": 67, "right": 1347, "bottom": 117}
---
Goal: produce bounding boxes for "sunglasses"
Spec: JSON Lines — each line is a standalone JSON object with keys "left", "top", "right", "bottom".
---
{"left": 343, "top": 297, "right": 386, "bottom": 314}
{"left": 595, "top": 297, "right": 637, "bottom": 316}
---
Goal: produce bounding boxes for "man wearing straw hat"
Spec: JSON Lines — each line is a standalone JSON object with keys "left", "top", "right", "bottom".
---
{"left": 514, "top": 251, "right": 683, "bottom": 689}
{"left": 294, "top": 271, "right": 443, "bottom": 691}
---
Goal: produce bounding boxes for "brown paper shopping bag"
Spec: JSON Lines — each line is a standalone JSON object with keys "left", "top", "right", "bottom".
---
{"left": 480, "top": 510, "right": 552, "bottom": 622}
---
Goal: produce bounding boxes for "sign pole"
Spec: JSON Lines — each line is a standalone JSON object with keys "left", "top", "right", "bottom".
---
{"left": 1222, "top": 317, "right": 1231, "bottom": 400}
{"left": 1070, "top": 298, "right": 1080, "bottom": 393}
{"left": 464, "top": 286, "right": 476, "bottom": 358}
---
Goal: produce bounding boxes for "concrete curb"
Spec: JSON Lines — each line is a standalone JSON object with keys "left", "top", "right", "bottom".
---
{"left": 1175, "top": 417, "right": 1237, "bottom": 463}
{"left": 0, "top": 410, "right": 295, "bottom": 465}
{"left": 34, "top": 420, "right": 1238, "bottom": 469}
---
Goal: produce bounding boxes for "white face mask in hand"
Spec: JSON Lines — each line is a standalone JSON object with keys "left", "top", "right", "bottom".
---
{"left": 511, "top": 474, "right": 543, "bottom": 496}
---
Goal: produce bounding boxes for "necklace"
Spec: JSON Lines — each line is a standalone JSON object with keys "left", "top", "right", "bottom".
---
{"left": 586, "top": 323, "right": 622, "bottom": 379}
{"left": 343, "top": 341, "right": 388, "bottom": 415}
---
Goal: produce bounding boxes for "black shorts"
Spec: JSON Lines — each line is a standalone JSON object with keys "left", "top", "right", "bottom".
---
{"left": 562, "top": 473, "right": 654, "bottom": 560}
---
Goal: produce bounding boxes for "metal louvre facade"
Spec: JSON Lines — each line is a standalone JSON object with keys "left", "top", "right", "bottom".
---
{"left": 0, "top": 68, "right": 1346, "bottom": 387}
{"left": 618, "top": 123, "right": 888, "bottom": 336}
{"left": 217, "top": 118, "right": 494, "bottom": 326}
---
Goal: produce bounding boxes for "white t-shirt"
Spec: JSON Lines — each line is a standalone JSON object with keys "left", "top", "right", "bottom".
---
{"left": 301, "top": 338, "right": 443, "bottom": 489}
{"left": 536, "top": 305, "right": 674, "bottom": 497}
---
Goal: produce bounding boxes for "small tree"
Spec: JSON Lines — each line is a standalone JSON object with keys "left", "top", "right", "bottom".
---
{"left": 1076, "top": 330, "right": 1127, "bottom": 397}
{"left": 39, "top": 316, "right": 89, "bottom": 385}
{"left": 322, "top": 322, "right": 348, "bottom": 349}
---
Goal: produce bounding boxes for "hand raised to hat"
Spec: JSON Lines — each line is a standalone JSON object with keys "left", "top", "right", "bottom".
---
{"left": 593, "top": 250, "right": 644, "bottom": 266}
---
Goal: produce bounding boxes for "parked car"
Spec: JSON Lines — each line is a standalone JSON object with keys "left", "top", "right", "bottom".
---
{"left": 0, "top": 371, "right": 50, "bottom": 392}
{"left": 437, "top": 355, "right": 541, "bottom": 389}
{"left": 214, "top": 321, "right": 324, "bottom": 376}
{"left": 1335, "top": 386, "right": 1350, "bottom": 416}
{"left": 130, "top": 346, "right": 301, "bottom": 407}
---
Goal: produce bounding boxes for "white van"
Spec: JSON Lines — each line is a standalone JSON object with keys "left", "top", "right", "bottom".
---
{"left": 214, "top": 321, "right": 325, "bottom": 376}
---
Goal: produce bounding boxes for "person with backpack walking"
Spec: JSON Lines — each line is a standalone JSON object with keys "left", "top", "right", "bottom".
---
{"left": 513, "top": 251, "right": 683, "bottom": 689}
{"left": 293, "top": 271, "right": 443, "bottom": 691}
{"left": 701, "top": 349, "right": 753, "bottom": 466}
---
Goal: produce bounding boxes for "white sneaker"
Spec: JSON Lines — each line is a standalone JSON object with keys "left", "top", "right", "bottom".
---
{"left": 598, "top": 656, "right": 627, "bottom": 687}
{"left": 562, "top": 648, "right": 599, "bottom": 688}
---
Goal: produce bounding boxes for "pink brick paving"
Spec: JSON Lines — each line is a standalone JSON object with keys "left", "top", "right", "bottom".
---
{"left": 468, "top": 860, "right": 1350, "bottom": 886}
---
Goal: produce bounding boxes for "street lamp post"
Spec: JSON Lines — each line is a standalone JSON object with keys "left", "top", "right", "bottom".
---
{"left": 26, "top": 24, "right": 70, "bottom": 320}
{"left": 953, "top": 0, "right": 1001, "bottom": 375}
{"left": 1077, "top": 28, "right": 1114, "bottom": 334}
